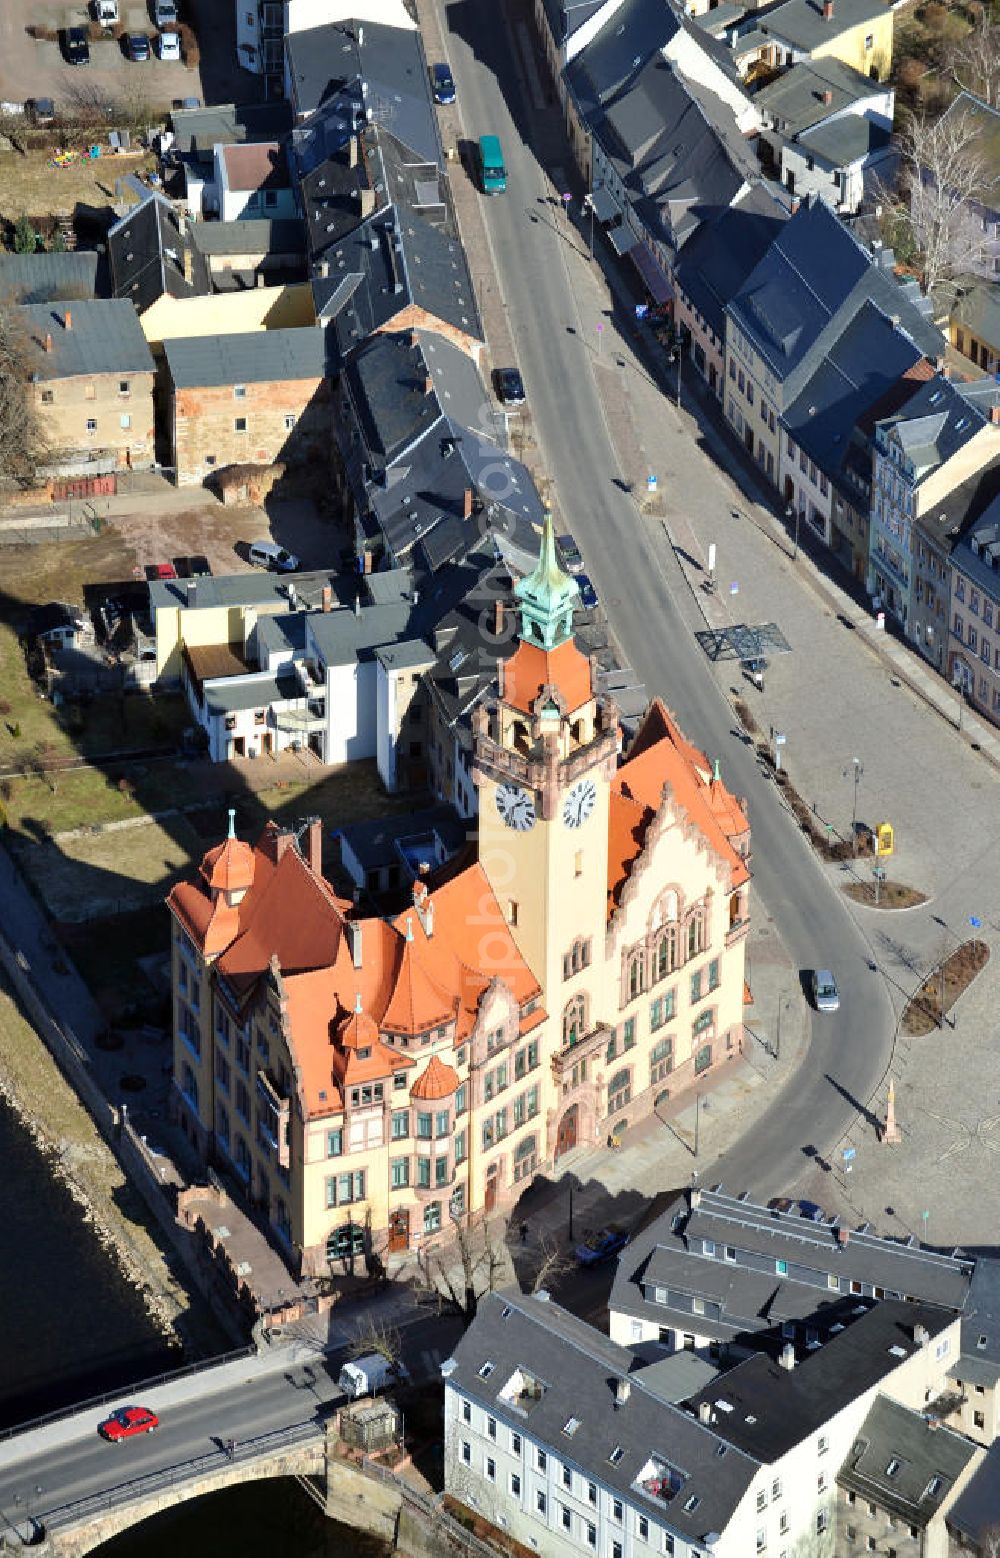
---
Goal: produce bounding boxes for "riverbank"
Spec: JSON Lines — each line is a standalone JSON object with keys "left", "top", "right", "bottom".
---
{"left": 0, "top": 974, "right": 226, "bottom": 1367}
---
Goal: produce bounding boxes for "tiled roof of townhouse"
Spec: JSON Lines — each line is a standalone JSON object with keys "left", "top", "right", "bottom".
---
{"left": 220, "top": 141, "right": 289, "bottom": 193}
{"left": 188, "top": 218, "right": 305, "bottom": 257}
{"left": 0, "top": 251, "right": 98, "bottom": 305}
{"left": 445, "top": 1291, "right": 761, "bottom": 1541}
{"left": 947, "top": 1439, "right": 1000, "bottom": 1546}
{"left": 538, "top": 0, "right": 608, "bottom": 47}
{"left": 757, "top": 0, "right": 890, "bottom": 53}
{"left": 313, "top": 204, "right": 480, "bottom": 365}
{"left": 107, "top": 193, "right": 199, "bottom": 312}
{"left": 162, "top": 325, "right": 326, "bottom": 388}
{"left": 674, "top": 185, "right": 787, "bottom": 343}
{"left": 797, "top": 113, "right": 890, "bottom": 169}
{"left": 878, "top": 373, "right": 1000, "bottom": 480}
{"left": 611, "top": 1187, "right": 975, "bottom": 1338}
{"left": 754, "top": 56, "right": 887, "bottom": 138}
{"left": 728, "top": 196, "right": 941, "bottom": 400}
{"left": 16, "top": 298, "right": 155, "bottom": 378}
{"left": 949, "top": 495, "right": 1000, "bottom": 613}
{"left": 566, "top": 0, "right": 740, "bottom": 127}
{"left": 168, "top": 100, "right": 292, "bottom": 156}
{"left": 838, "top": 1396, "right": 979, "bottom": 1526}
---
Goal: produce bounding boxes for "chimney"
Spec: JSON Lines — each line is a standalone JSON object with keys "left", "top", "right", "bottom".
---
{"left": 790, "top": 198, "right": 800, "bottom": 216}
{"left": 690, "top": 1187, "right": 702, "bottom": 1209}
{"left": 425, "top": 373, "right": 434, "bottom": 395}
{"left": 306, "top": 817, "right": 323, "bottom": 875}
{"left": 349, "top": 136, "right": 358, "bottom": 168}
{"left": 44, "top": 332, "right": 53, "bottom": 353}
{"left": 822, "top": 88, "right": 833, "bottom": 104}
{"left": 494, "top": 598, "right": 505, "bottom": 636}
{"left": 991, "top": 404, "right": 1000, "bottom": 426}
{"left": 186, "top": 580, "right": 197, "bottom": 608}
{"left": 779, "top": 1343, "right": 796, "bottom": 1371}
{"left": 822, "top": 0, "right": 833, "bottom": 17}
{"left": 275, "top": 828, "right": 294, "bottom": 862}
{"left": 322, "top": 584, "right": 333, "bottom": 612}
{"left": 183, "top": 246, "right": 194, "bottom": 286}
{"left": 349, "top": 921, "right": 363, "bottom": 969}
{"left": 359, "top": 188, "right": 376, "bottom": 217}
{"left": 63, "top": 309, "right": 72, "bottom": 330}
{"left": 698, "top": 1401, "right": 712, "bottom": 1424}
{"left": 614, "top": 1378, "right": 631, "bottom": 1408}
{"left": 914, "top": 1323, "right": 930, "bottom": 1347}
{"left": 838, "top": 1226, "right": 850, "bottom": 1245}
{"left": 463, "top": 486, "right": 474, "bottom": 520}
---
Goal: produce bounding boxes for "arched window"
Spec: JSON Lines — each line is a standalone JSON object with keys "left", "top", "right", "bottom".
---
{"left": 327, "top": 1222, "right": 365, "bottom": 1262}
{"left": 628, "top": 950, "right": 644, "bottom": 999}
{"left": 608, "top": 1069, "right": 631, "bottom": 1114}
{"left": 513, "top": 1134, "right": 539, "bottom": 1181}
{"left": 655, "top": 926, "right": 677, "bottom": 982}
{"left": 650, "top": 1037, "right": 674, "bottom": 1085}
{"left": 729, "top": 891, "right": 743, "bottom": 930}
{"left": 563, "top": 994, "right": 588, "bottom": 1047}
{"left": 687, "top": 910, "right": 705, "bottom": 960}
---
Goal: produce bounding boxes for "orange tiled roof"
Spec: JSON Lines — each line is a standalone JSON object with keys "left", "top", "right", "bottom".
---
{"left": 503, "top": 637, "right": 592, "bottom": 716}
{"left": 607, "top": 701, "right": 749, "bottom": 915}
{"left": 380, "top": 928, "right": 456, "bottom": 1032}
{"left": 201, "top": 836, "right": 254, "bottom": 894}
{"left": 217, "top": 838, "right": 352, "bottom": 989}
{"left": 410, "top": 1054, "right": 459, "bottom": 1100}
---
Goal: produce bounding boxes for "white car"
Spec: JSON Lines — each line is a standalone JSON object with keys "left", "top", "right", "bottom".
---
{"left": 157, "top": 30, "right": 180, "bottom": 60}
{"left": 811, "top": 970, "right": 840, "bottom": 1013}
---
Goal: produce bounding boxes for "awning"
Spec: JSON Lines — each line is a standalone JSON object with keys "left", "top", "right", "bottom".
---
{"left": 607, "top": 222, "right": 635, "bottom": 257}
{"left": 588, "top": 184, "right": 620, "bottom": 223}
{"left": 629, "top": 241, "right": 674, "bottom": 306}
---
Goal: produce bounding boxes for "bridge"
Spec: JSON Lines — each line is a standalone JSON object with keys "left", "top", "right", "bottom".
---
{"left": 0, "top": 1314, "right": 458, "bottom": 1555}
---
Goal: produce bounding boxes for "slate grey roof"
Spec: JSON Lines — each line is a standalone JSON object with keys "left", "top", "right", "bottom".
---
{"left": 148, "top": 568, "right": 343, "bottom": 614}
{"left": 951, "top": 279, "right": 1000, "bottom": 352}
{"left": 0, "top": 252, "right": 97, "bottom": 305}
{"left": 798, "top": 114, "right": 891, "bottom": 168}
{"left": 674, "top": 185, "right": 787, "bottom": 342}
{"left": 203, "top": 669, "right": 300, "bottom": 715}
{"left": 755, "top": 57, "right": 883, "bottom": 137}
{"left": 879, "top": 374, "right": 998, "bottom": 481}
{"left": 189, "top": 218, "right": 305, "bottom": 256}
{"left": 538, "top": 0, "right": 608, "bottom": 47}
{"left": 728, "top": 196, "right": 941, "bottom": 398}
{"left": 163, "top": 327, "right": 326, "bottom": 389}
{"left": 685, "top": 1300, "right": 954, "bottom": 1461}
{"left": 107, "top": 194, "right": 199, "bottom": 312}
{"left": 911, "top": 456, "right": 1000, "bottom": 556}
{"left": 313, "top": 203, "right": 479, "bottom": 363}
{"left": 955, "top": 1255, "right": 1000, "bottom": 1387}
{"left": 445, "top": 1291, "right": 760, "bottom": 1543}
{"left": 947, "top": 1439, "right": 1000, "bottom": 1543}
{"left": 611, "top": 1188, "right": 974, "bottom": 1339}
{"left": 17, "top": 299, "right": 154, "bottom": 380}
{"left": 285, "top": 20, "right": 442, "bottom": 171}
{"left": 168, "top": 101, "right": 292, "bottom": 157}
{"left": 335, "top": 802, "right": 466, "bottom": 872}
{"left": 758, "top": 0, "right": 889, "bottom": 54}
{"left": 784, "top": 300, "right": 924, "bottom": 479}
{"left": 838, "top": 1396, "right": 977, "bottom": 1526}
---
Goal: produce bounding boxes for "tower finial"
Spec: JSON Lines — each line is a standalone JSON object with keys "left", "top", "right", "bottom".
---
{"left": 227, "top": 807, "right": 237, "bottom": 840}
{"left": 514, "top": 507, "right": 579, "bottom": 650}
{"left": 406, "top": 915, "right": 414, "bottom": 943}
{"left": 355, "top": 991, "right": 362, "bottom": 1014}
{"left": 712, "top": 758, "right": 721, "bottom": 784}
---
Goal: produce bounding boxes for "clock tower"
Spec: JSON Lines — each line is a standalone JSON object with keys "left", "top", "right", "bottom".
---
{"left": 472, "top": 513, "right": 620, "bottom": 1014}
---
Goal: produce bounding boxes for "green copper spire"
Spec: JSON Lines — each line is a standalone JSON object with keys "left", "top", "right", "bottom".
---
{"left": 515, "top": 509, "right": 579, "bottom": 650}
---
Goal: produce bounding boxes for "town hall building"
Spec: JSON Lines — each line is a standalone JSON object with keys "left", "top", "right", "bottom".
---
{"left": 166, "top": 518, "right": 752, "bottom": 1275}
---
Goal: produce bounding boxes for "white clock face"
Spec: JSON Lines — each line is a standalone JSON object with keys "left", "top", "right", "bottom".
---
{"left": 496, "top": 783, "right": 537, "bottom": 831}
{"left": 563, "top": 778, "right": 597, "bottom": 829}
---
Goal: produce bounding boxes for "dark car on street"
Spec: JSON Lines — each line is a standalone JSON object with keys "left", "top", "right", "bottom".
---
{"left": 173, "top": 555, "right": 212, "bottom": 579}
{"left": 557, "top": 533, "right": 584, "bottom": 573}
{"left": 577, "top": 573, "right": 599, "bottom": 610}
{"left": 574, "top": 1226, "right": 629, "bottom": 1267}
{"left": 62, "top": 27, "right": 91, "bottom": 64}
{"left": 125, "top": 32, "right": 151, "bottom": 60}
{"left": 430, "top": 62, "right": 456, "bottom": 104}
{"left": 495, "top": 366, "right": 525, "bottom": 407}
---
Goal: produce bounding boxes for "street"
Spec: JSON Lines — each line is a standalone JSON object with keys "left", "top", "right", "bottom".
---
{"left": 431, "top": 0, "right": 894, "bottom": 1197}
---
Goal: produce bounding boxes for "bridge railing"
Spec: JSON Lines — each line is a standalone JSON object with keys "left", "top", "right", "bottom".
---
{"left": 0, "top": 1346, "right": 255, "bottom": 1445}
{"left": 5, "top": 1419, "right": 322, "bottom": 1540}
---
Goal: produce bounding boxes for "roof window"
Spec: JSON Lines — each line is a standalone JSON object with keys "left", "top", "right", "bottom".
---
{"left": 683, "top": 1495, "right": 701, "bottom": 1513}
{"left": 562, "top": 1417, "right": 581, "bottom": 1437}
{"left": 634, "top": 1455, "right": 687, "bottom": 1506}
{"left": 479, "top": 1360, "right": 495, "bottom": 1379}
{"left": 923, "top": 1476, "right": 943, "bottom": 1500}
{"left": 609, "top": 1445, "right": 625, "bottom": 1466}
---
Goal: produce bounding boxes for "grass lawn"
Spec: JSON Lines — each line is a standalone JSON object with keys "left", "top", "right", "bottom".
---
{"left": 58, "top": 905, "right": 169, "bottom": 1026}
{"left": 20, "top": 812, "right": 203, "bottom": 921}
{"left": 0, "top": 147, "right": 156, "bottom": 224}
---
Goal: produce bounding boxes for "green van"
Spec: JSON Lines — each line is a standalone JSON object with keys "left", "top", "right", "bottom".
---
{"left": 478, "top": 134, "right": 507, "bottom": 194}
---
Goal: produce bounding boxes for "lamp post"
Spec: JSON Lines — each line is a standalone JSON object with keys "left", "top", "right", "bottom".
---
{"left": 668, "top": 344, "right": 682, "bottom": 409}
{"left": 693, "top": 1092, "right": 701, "bottom": 1158}
{"left": 843, "top": 757, "right": 863, "bottom": 854}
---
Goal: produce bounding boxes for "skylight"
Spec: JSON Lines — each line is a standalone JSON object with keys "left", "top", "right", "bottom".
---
{"left": 479, "top": 1361, "right": 495, "bottom": 1379}
{"left": 562, "top": 1417, "right": 581, "bottom": 1437}
{"left": 609, "top": 1446, "right": 625, "bottom": 1466}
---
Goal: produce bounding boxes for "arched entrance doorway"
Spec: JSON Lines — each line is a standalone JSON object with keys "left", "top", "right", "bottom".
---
{"left": 555, "top": 1104, "right": 578, "bottom": 1158}
{"left": 484, "top": 1163, "right": 500, "bottom": 1213}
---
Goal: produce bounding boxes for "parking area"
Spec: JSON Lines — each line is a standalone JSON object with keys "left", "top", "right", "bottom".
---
{"left": 0, "top": 0, "right": 260, "bottom": 116}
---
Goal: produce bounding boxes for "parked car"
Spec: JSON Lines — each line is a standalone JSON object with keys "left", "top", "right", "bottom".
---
{"left": 98, "top": 1405, "right": 159, "bottom": 1442}
{"left": 495, "top": 366, "right": 525, "bottom": 406}
{"left": 557, "top": 533, "right": 584, "bottom": 573}
{"left": 796, "top": 1200, "right": 825, "bottom": 1222}
{"left": 577, "top": 573, "right": 599, "bottom": 610}
{"left": 145, "top": 562, "right": 177, "bottom": 582}
{"left": 125, "top": 32, "right": 151, "bottom": 61}
{"left": 26, "top": 98, "right": 56, "bottom": 126}
{"left": 767, "top": 1196, "right": 793, "bottom": 1214}
{"left": 430, "top": 62, "right": 456, "bottom": 104}
{"left": 337, "top": 1354, "right": 409, "bottom": 1400}
{"left": 157, "top": 29, "right": 180, "bottom": 60}
{"left": 574, "top": 1226, "right": 629, "bottom": 1267}
{"left": 62, "top": 27, "right": 91, "bottom": 64}
{"left": 810, "top": 969, "right": 840, "bottom": 1013}
{"left": 92, "top": 0, "right": 120, "bottom": 23}
{"left": 248, "top": 540, "right": 299, "bottom": 573}
{"left": 153, "top": 0, "right": 178, "bottom": 22}
{"left": 172, "top": 555, "right": 211, "bottom": 579}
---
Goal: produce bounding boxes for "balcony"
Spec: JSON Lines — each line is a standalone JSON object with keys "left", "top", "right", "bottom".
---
{"left": 256, "top": 1070, "right": 290, "bottom": 1168}
{"left": 634, "top": 1456, "right": 685, "bottom": 1508}
{"left": 552, "top": 1023, "right": 613, "bottom": 1082}
{"left": 498, "top": 1369, "right": 547, "bottom": 1414}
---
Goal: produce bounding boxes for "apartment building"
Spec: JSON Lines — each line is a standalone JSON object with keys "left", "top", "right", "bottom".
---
{"left": 948, "top": 496, "right": 1000, "bottom": 724}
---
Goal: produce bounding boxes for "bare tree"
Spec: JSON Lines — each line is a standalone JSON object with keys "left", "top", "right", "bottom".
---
{"left": 415, "top": 1210, "right": 506, "bottom": 1326}
{"left": 0, "top": 307, "right": 46, "bottom": 488}
{"left": 346, "top": 1316, "right": 403, "bottom": 1370}
{"left": 951, "top": 14, "right": 1000, "bottom": 108}
{"left": 898, "top": 108, "right": 990, "bottom": 295}
{"left": 527, "top": 1231, "right": 572, "bottom": 1295}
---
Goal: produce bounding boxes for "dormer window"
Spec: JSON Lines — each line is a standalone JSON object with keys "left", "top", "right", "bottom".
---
{"left": 499, "top": 1367, "right": 546, "bottom": 1411}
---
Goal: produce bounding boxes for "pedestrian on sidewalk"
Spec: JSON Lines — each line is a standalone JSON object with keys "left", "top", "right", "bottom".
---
{"left": 519, "top": 1221, "right": 528, "bottom": 1245}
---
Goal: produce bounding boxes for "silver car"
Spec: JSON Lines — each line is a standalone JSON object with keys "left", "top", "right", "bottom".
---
{"left": 811, "top": 970, "right": 840, "bottom": 1013}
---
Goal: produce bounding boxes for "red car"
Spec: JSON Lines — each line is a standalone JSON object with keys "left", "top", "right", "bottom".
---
{"left": 146, "top": 562, "right": 178, "bottom": 582}
{"left": 99, "top": 1405, "right": 159, "bottom": 1442}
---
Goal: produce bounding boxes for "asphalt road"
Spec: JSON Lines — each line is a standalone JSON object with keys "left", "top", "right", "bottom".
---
{"left": 440, "top": 0, "right": 895, "bottom": 1197}
{"left": 0, "top": 1313, "right": 458, "bottom": 1536}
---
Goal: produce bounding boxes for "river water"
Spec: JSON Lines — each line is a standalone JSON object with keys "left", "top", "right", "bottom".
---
{"left": 0, "top": 1097, "right": 388, "bottom": 1554}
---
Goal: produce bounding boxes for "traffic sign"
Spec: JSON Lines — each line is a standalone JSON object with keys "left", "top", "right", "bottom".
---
{"left": 842, "top": 1147, "right": 856, "bottom": 1161}
{"left": 647, "top": 475, "right": 658, "bottom": 493}
{"left": 730, "top": 581, "right": 739, "bottom": 595}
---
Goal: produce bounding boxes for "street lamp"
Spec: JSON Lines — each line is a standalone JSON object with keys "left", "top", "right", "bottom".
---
{"left": 785, "top": 502, "right": 801, "bottom": 561}
{"left": 668, "top": 343, "right": 682, "bottom": 409}
{"left": 693, "top": 1092, "right": 701, "bottom": 1157}
{"left": 842, "top": 757, "right": 863, "bottom": 855}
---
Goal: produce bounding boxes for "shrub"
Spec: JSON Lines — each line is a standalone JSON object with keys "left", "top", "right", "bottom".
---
{"left": 921, "top": 1, "right": 948, "bottom": 29}
{"left": 897, "top": 56, "right": 926, "bottom": 90}
{"left": 178, "top": 22, "right": 199, "bottom": 67}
